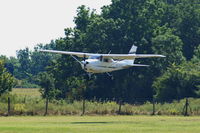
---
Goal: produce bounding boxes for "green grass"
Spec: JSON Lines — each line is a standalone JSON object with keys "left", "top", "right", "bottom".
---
{"left": 1, "top": 89, "right": 200, "bottom": 132}
{"left": 0, "top": 116, "right": 200, "bottom": 133}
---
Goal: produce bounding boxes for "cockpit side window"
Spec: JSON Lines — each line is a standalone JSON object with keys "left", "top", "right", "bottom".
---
{"left": 104, "top": 58, "right": 109, "bottom": 62}
{"left": 103, "top": 58, "right": 113, "bottom": 63}
{"left": 89, "top": 56, "right": 100, "bottom": 59}
{"left": 89, "top": 56, "right": 113, "bottom": 62}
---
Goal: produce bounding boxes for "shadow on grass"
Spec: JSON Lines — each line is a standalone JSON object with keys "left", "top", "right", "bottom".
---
{"left": 71, "top": 121, "right": 141, "bottom": 124}
{"left": 71, "top": 122, "right": 110, "bottom": 124}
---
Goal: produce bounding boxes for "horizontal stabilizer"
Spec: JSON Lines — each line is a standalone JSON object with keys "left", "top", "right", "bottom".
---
{"left": 134, "top": 54, "right": 166, "bottom": 58}
{"left": 132, "top": 64, "right": 149, "bottom": 67}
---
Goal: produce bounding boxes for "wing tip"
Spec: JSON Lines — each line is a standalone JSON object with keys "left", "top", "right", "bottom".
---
{"left": 39, "top": 49, "right": 49, "bottom": 52}
{"left": 160, "top": 55, "right": 166, "bottom": 58}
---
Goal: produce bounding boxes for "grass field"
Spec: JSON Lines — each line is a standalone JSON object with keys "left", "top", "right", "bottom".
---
{"left": 0, "top": 116, "right": 200, "bottom": 133}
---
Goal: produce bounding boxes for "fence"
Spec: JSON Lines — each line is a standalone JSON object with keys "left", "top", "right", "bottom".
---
{"left": 0, "top": 95, "right": 198, "bottom": 116}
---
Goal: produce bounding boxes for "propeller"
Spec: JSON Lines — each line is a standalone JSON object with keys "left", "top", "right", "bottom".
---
{"left": 83, "top": 54, "right": 87, "bottom": 70}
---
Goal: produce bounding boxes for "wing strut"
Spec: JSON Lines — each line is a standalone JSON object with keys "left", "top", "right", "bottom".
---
{"left": 70, "top": 55, "right": 82, "bottom": 64}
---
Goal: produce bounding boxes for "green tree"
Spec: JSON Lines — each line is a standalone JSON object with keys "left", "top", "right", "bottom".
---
{"left": 36, "top": 0, "right": 200, "bottom": 103}
{"left": 153, "top": 62, "right": 200, "bottom": 102}
{"left": 16, "top": 48, "right": 31, "bottom": 79}
{"left": 0, "top": 60, "right": 16, "bottom": 95}
{"left": 37, "top": 72, "right": 59, "bottom": 115}
{"left": 30, "top": 43, "right": 58, "bottom": 76}
{"left": 177, "top": 0, "right": 200, "bottom": 59}
{"left": 48, "top": 0, "right": 169, "bottom": 102}
{"left": 66, "top": 75, "right": 95, "bottom": 115}
{"left": 191, "top": 45, "right": 200, "bottom": 62}
{"left": 152, "top": 26, "right": 185, "bottom": 72}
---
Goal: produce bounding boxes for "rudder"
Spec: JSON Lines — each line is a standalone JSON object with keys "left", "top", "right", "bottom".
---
{"left": 129, "top": 45, "right": 137, "bottom": 54}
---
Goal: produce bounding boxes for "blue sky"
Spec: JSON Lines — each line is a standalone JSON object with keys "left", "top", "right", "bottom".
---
{"left": 0, "top": 0, "right": 111, "bottom": 57}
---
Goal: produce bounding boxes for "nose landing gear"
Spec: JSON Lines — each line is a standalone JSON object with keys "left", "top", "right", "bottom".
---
{"left": 106, "top": 72, "right": 114, "bottom": 80}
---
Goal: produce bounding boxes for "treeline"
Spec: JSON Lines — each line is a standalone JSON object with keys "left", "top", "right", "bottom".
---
{"left": 0, "top": 0, "right": 200, "bottom": 103}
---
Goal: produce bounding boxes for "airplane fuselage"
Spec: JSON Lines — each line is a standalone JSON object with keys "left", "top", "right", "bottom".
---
{"left": 81, "top": 59, "right": 132, "bottom": 73}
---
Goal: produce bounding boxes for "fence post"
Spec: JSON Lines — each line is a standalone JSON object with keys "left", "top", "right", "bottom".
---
{"left": 82, "top": 98, "right": 86, "bottom": 116}
{"left": 183, "top": 98, "right": 189, "bottom": 116}
{"left": 44, "top": 97, "right": 49, "bottom": 116}
{"left": 118, "top": 100, "right": 122, "bottom": 115}
{"left": 23, "top": 96, "right": 26, "bottom": 103}
{"left": 8, "top": 97, "right": 11, "bottom": 116}
{"left": 152, "top": 98, "right": 155, "bottom": 115}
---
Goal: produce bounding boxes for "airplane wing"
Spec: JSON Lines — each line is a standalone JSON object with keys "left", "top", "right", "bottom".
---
{"left": 40, "top": 50, "right": 94, "bottom": 58}
{"left": 100, "top": 54, "right": 165, "bottom": 60}
{"left": 40, "top": 50, "right": 165, "bottom": 59}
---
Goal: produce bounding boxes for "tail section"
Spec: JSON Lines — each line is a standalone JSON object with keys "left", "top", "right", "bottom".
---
{"left": 129, "top": 45, "right": 137, "bottom": 54}
{"left": 123, "top": 60, "right": 134, "bottom": 65}
{"left": 124, "top": 45, "right": 138, "bottom": 64}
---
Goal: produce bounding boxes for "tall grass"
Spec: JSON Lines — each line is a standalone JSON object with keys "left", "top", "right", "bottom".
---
{"left": 0, "top": 88, "right": 200, "bottom": 116}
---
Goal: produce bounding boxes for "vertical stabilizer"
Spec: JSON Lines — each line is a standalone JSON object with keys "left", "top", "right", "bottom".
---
{"left": 129, "top": 45, "right": 137, "bottom": 54}
{"left": 125, "top": 45, "right": 138, "bottom": 64}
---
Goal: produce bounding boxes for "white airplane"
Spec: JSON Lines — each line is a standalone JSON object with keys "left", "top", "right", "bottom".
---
{"left": 40, "top": 45, "right": 165, "bottom": 74}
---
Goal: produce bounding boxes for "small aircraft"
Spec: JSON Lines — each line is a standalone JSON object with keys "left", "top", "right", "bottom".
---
{"left": 40, "top": 45, "right": 165, "bottom": 74}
